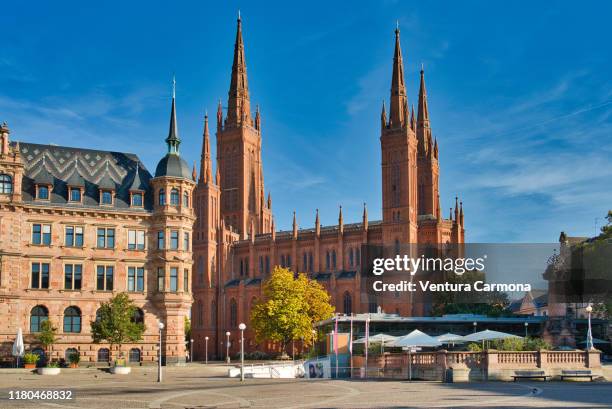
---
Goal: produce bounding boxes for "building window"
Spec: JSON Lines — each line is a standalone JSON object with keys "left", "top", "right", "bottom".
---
{"left": 197, "top": 256, "right": 204, "bottom": 286}
{"left": 159, "top": 189, "right": 166, "bottom": 205}
{"left": 326, "top": 251, "right": 330, "bottom": 270}
{"left": 211, "top": 301, "right": 217, "bottom": 328}
{"left": 31, "top": 263, "right": 50, "bottom": 289}
{"left": 97, "top": 228, "right": 115, "bottom": 248}
{"left": 197, "top": 300, "right": 203, "bottom": 327}
{"left": 69, "top": 187, "right": 81, "bottom": 202}
{"left": 64, "top": 264, "right": 82, "bottom": 290}
{"left": 128, "top": 348, "right": 141, "bottom": 363}
{"left": 101, "top": 190, "right": 113, "bottom": 205}
{"left": 96, "top": 265, "right": 114, "bottom": 291}
{"left": 183, "top": 191, "right": 189, "bottom": 207}
{"left": 128, "top": 266, "right": 145, "bottom": 292}
{"left": 30, "top": 305, "right": 48, "bottom": 332}
{"left": 0, "top": 174, "right": 12, "bottom": 194}
{"left": 183, "top": 232, "right": 189, "bottom": 251}
{"left": 355, "top": 248, "right": 360, "bottom": 265}
{"left": 128, "top": 230, "right": 145, "bottom": 250}
{"left": 280, "top": 255, "right": 285, "bottom": 268}
{"left": 65, "top": 348, "right": 78, "bottom": 362}
{"left": 259, "top": 256, "right": 264, "bottom": 274}
{"left": 265, "top": 256, "right": 270, "bottom": 274}
{"left": 169, "top": 267, "right": 178, "bottom": 292}
{"left": 332, "top": 250, "right": 337, "bottom": 270}
{"left": 309, "top": 252, "right": 314, "bottom": 272}
{"left": 32, "top": 224, "right": 51, "bottom": 246}
{"left": 63, "top": 307, "right": 81, "bottom": 333}
{"left": 349, "top": 249, "right": 354, "bottom": 267}
{"left": 65, "top": 226, "right": 84, "bottom": 247}
{"left": 183, "top": 269, "right": 189, "bottom": 292}
{"left": 97, "top": 348, "right": 109, "bottom": 363}
{"left": 230, "top": 299, "right": 238, "bottom": 328}
{"left": 157, "top": 231, "right": 165, "bottom": 249}
{"left": 157, "top": 268, "right": 165, "bottom": 291}
{"left": 343, "top": 292, "right": 352, "bottom": 315}
{"left": 132, "top": 308, "right": 144, "bottom": 324}
{"left": 170, "top": 230, "right": 179, "bottom": 249}
{"left": 131, "top": 192, "right": 143, "bottom": 207}
{"left": 170, "top": 188, "right": 179, "bottom": 206}
{"left": 37, "top": 185, "right": 49, "bottom": 200}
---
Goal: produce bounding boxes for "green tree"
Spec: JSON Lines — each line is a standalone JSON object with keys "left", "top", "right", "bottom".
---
{"left": 90, "top": 293, "right": 146, "bottom": 363}
{"left": 36, "top": 320, "right": 57, "bottom": 360}
{"left": 431, "top": 270, "right": 511, "bottom": 317}
{"left": 184, "top": 316, "right": 191, "bottom": 342}
{"left": 251, "top": 267, "right": 334, "bottom": 356}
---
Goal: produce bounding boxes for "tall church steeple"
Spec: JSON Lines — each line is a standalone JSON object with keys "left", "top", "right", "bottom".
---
{"left": 226, "top": 12, "right": 251, "bottom": 128}
{"left": 417, "top": 66, "right": 432, "bottom": 156}
{"left": 389, "top": 23, "right": 407, "bottom": 128}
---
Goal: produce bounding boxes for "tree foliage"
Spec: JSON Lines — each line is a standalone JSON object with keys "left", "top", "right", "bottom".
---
{"left": 430, "top": 270, "right": 511, "bottom": 317}
{"left": 90, "top": 293, "right": 145, "bottom": 361}
{"left": 35, "top": 320, "right": 57, "bottom": 356}
{"left": 250, "top": 267, "right": 334, "bottom": 354}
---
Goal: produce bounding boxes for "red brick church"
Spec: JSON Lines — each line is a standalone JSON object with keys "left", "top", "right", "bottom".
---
{"left": 191, "top": 17, "right": 465, "bottom": 358}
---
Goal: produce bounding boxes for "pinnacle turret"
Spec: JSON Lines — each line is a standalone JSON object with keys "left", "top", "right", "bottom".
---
{"left": 389, "top": 24, "right": 407, "bottom": 128}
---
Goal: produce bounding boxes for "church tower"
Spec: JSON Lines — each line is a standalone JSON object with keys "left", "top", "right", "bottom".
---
{"left": 216, "top": 14, "right": 272, "bottom": 239}
{"left": 380, "top": 25, "right": 419, "bottom": 245}
{"left": 416, "top": 67, "right": 440, "bottom": 218}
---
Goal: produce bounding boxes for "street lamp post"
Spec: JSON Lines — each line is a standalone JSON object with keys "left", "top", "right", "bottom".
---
{"left": 473, "top": 322, "right": 477, "bottom": 333}
{"left": 157, "top": 321, "right": 164, "bottom": 383}
{"left": 239, "top": 323, "right": 246, "bottom": 381}
{"left": 225, "top": 331, "right": 231, "bottom": 364}
{"left": 586, "top": 304, "right": 594, "bottom": 350}
{"left": 205, "top": 336, "right": 209, "bottom": 364}
{"left": 190, "top": 338, "right": 194, "bottom": 363}
{"left": 524, "top": 322, "right": 529, "bottom": 338}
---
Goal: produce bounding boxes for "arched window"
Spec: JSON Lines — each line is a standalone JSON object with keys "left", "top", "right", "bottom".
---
{"left": 159, "top": 189, "right": 166, "bottom": 205}
{"left": 197, "top": 256, "right": 204, "bottom": 286}
{"left": 95, "top": 308, "right": 102, "bottom": 322}
{"left": 97, "top": 348, "right": 110, "bottom": 362}
{"left": 30, "top": 305, "right": 48, "bottom": 332}
{"left": 349, "top": 248, "right": 354, "bottom": 267}
{"left": 0, "top": 174, "right": 12, "bottom": 194}
{"left": 183, "top": 191, "right": 189, "bottom": 207}
{"left": 63, "top": 306, "right": 81, "bottom": 333}
{"left": 309, "top": 252, "right": 313, "bottom": 272}
{"left": 326, "top": 251, "right": 330, "bottom": 270}
{"left": 355, "top": 248, "right": 360, "bottom": 265}
{"left": 230, "top": 298, "right": 238, "bottom": 328}
{"left": 131, "top": 308, "right": 144, "bottom": 324}
{"left": 128, "top": 348, "right": 141, "bottom": 363}
{"left": 197, "top": 299, "right": 203, "bottom": 327}
{"left": 343, "top": 292, "right": 352, "bottom": 315}
{"left": 170, "top": 188, "right": 179, "bottom": 205}
{"left": 332, "top": 250, "right": 337, "bottom": 270}
{"left": 65, "top": 348, "right": 78, "bottom": 361}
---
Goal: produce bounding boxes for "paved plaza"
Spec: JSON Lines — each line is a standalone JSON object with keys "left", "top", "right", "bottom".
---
{"left": 0, "top": 364, "right": 610, "bottom": 408}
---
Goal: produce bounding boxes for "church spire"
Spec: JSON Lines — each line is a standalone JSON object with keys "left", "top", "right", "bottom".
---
{"left": 417, "top": 65, "right": 430, "bottom": 129}
{"left": 381, "top": 100, "right": 387, "bottom": 129}
{"left": 165, "top": 76, "right": 181, "bottom": 154}
{"left": 389, "top": 23, "right": 407, "bottom": 128}
{"left": 200, "top": 113, "right": 213, "bottom": 184}
{"left": 226, "top": 12, "right": 251, "bottom": 127}
{"left": 362, "top": 202, "right": 368, "bottom": 231}
{"left": 292, "top": 211, "right": 298, "bottom": 239}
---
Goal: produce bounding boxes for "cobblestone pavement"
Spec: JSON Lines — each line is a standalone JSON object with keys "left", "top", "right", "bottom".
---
{"left": 0, "top": 364, "right": 610, "bottom": 408}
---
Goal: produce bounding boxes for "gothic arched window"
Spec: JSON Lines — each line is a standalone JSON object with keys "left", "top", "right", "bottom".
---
{"left": 229, "top": 299, "right": 238, "bottom": 328}
{"left": 343, "top": 292, "right": 352, "bottom": 315}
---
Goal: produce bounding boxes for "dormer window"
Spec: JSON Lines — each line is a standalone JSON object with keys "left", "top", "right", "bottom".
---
{"left": 69, "top": 187, "right": 82, "bottom": 202}
{"left": 101, "top": 190, "right": 113, "bottom": 205}
{"left": 131, "top": 192, "right": 143, "bottom": 207}
{"left": 36, "top": 185, "right": 50, "bottom": 200}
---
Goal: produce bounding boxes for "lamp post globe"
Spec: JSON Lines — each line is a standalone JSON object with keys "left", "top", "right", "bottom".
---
{"left": 225, "top": 331, "right": 231, "bottom": 364}
{"left": 239, "top": 323, "right": 246, "bottom": 381}
{"left": 190, "top": 338, "right": 194, "bottom": 363}
{"left": 586, "top": 304, "right": 594, "bottom": 350}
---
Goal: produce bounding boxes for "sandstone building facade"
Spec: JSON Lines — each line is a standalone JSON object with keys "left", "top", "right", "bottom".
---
{"left": 0, "top": 88, "right": 195, "bottom": 365}
{"left": 191, "top": 18, "right": 465, "bottom": 359}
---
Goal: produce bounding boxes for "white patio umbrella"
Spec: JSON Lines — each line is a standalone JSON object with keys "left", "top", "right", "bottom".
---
{"left": 436, "top": 333, "right": 465, "bottom": 344}
{"left": 353, "top": 333, "right": 397, "bottom": 344}
{"left": 462, "top": 330, "right": 521, "bottom": 343}
{"left": 389, "top": 330, "right": 442, "bottom": 348}
{"left": 12, "top": 328, "right": 24, "bottom": 368}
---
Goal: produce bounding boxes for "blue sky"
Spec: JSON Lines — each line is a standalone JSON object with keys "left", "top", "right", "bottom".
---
{"left": 2, "top": 1, "right": 611, "bottom": 242}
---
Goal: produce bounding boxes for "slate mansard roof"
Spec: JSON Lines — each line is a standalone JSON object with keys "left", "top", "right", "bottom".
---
{"left": 16, "top": 142, "right": 154, "bottom": 211}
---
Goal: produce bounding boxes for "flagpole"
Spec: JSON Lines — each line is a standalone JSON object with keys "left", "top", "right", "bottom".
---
{"left": 365, "top": 315, "right": 369, "bottom": 380}
{"left": 349, "top": 314, "right": 353, "bottom": 378}
{"left": 334, "top": 315, "right": 339, "bottom": 378}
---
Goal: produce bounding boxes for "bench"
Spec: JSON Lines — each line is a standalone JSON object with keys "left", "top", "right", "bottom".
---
{"left": 512, "top": 370, "right": 550, "bottom": 382}
{"left": 560, "top": 370, "right": 594, "bottom": 381}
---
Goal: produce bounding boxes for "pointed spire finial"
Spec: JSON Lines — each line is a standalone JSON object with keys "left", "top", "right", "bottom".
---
{"left": 238, "top": 9, "right": 241, "bottom": 21}
{"left": 396, "top": 19, "right": 400, "bottom": 33}
{"left": 389, "top": 21, "right": 407, "bottom": 128}
{"left": 166, "top": 75, "right": 180, "bottom": 154}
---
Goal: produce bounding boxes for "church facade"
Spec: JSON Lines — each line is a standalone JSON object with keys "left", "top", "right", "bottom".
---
{"left": 191, "top": 17, "right": 465, "bottom": 359}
